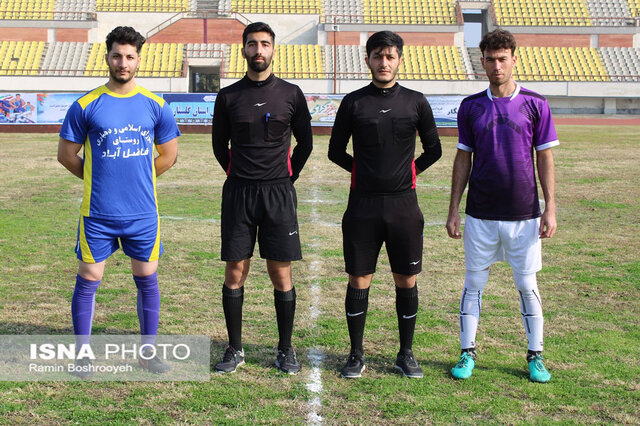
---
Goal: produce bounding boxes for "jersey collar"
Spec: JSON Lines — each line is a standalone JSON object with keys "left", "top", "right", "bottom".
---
{"left": 486, "top": 83, "right": 520, "bottom": 101}
{"left": 244, "top": 72, "right": 275, "bottom": 87}
{"left": 103, "top": 85, "right": 141, "bottom": 98}
{"left": 368, "top": 81, "right": 399, "bottom": 96}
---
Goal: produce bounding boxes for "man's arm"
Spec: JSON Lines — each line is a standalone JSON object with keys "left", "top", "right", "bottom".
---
{"left": 212, "top": 94, "right": 231, "bottom": 172}
{"left": 155, "top": 138, "right": 178, "bottom": 177}
{"left": 536, "top": 148, "right": 557, "bottom": 238}
{"left": 327, "top": 98, "right": 353, "bottom": 172}
{"left": 57, "top": 138, "right": 83, "bottom": 179}
{"left": 414, "top": 98, "right": 442, "bottom": 175}
{"left": 289, "top": 88, "right": 313, "bottom": 183}
{"left": 446, "top": 149, "right": 472, "bottom": 239}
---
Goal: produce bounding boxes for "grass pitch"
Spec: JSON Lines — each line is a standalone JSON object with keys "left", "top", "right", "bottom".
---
{"left": 0, "top": 126, "right": 639, "bottom": 423}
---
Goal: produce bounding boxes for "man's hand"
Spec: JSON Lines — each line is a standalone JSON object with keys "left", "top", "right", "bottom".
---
{"left": 539, "top": 208, "right": 557, "bottom": 239}
{"left": 446, "top": 210, "right": 462, "bottom": 239}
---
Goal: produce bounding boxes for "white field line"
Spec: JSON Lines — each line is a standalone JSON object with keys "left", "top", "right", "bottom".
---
{"left": 305, "top": 185, "right": 325, "bottom": 425}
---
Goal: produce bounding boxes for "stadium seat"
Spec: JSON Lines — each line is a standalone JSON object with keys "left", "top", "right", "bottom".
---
{"left": 513, "top": 46, "right": 608, "bottom": 81}
{"left": 493, "top": 0, "right": 591, "bottom": 26}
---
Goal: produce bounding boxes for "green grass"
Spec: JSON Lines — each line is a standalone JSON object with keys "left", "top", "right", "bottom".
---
{"left": 0, "top": 126, "right": 639, "bottom": 423}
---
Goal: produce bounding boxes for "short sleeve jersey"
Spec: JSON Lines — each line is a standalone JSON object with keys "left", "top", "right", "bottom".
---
{"left": 59, "top": 85, "right": 181, "bottom": 219}
{"left": 457, "top": 85, "right": 559, "bottom": 220}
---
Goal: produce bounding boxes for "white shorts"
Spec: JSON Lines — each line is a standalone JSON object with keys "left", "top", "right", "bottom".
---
{"left": 463, "top": 215, "right": 542, "bottom": 274}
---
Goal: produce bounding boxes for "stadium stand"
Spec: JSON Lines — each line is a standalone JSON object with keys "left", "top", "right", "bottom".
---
{"left": 230, "top": 0, "right": 322, "bottom": 14}
{"left": 185, "top": 42, "right": 227, "bottom": 58}
{"left": 84, "top": 42, "right": 184, "bottom": 77}
{"left": 513, "top": 46, "right": 609, "bottom": 81}
{"left": 95, "top": 0, "right": 190, "bottom": 12}
{"left": 324, "top": 44, "right": 368, "bottom": 79}
{"left": 0, "top": 0, "right": 55, "bottom": 20}
{"left": 226, "top": 43, "right": 324, "bottom": 79}
{"left": 0, "top": 41, "right": 45, "bottom": 75}
{"left": 362, "top": 0, "right": 457, "bottom": 25}
{"left": 586, "top": 0, "right": 632, "bottom": 26}
{"left": 493, "top": 0, "right": 592, "bottom": 26}
{"left": 53, "top": 0, "right": 96, "bottom": 20}
{"left": 324, "top": 0, "right": 364, "bottom": 23}
{"left": 628, "top": 0, "right": 640, "bottom": 17}
{"left": 600, "top": 47, "right": 640, "bottom": 81}
{"left": 400, "top": 45, "right": 466, "bottom": 79}
{"left": 41, "top": 41, "right": 89, "bottom": 75}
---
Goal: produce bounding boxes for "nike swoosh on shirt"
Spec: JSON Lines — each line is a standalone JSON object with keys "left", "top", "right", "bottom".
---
{"left": 289, "top": 231, "right": 298, "bottom": 236}
{"left": 379, "top": 109, "right": 391, "bottom": 113}
{"left": 347, "top": 311, "right": 365, "bottom": 317}
{"left": 254, "top": 102, "right": 267, "bottom": 107}
{"left": 402, "top": 313, "right": 417, "bottom": 319}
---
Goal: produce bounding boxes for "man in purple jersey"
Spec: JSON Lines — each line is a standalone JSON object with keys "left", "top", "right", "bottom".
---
{"left": 446, "top": 29, "right": 558, "bottom": 383}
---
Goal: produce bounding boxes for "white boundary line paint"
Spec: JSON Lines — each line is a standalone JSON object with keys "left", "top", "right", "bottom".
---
{"left": 305, "top": 184, "right": 325, "bottom": 425}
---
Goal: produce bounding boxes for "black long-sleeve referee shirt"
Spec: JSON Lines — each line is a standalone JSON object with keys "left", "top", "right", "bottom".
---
{"left": 212, "top": 73, "right": 313, "bottom": 182}
{"left": 328, "top": 82, "right": 442, "bottom": 194}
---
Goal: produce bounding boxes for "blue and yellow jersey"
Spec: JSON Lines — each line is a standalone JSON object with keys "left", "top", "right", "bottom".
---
{"left": 60, "top": 85, "right": 180, "bottom": 219}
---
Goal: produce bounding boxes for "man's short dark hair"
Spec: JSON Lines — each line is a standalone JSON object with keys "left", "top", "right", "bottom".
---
{"left": 366, "top": 31, "right": 404, "bottom": 58}
{"left": 106, "top": 26, "right": 146, "bottom": 54}
{"left": 242, "top": 22, "right": 275, "bottom": 46}
{"left": 479, "top": 29, "right": 516, "bottom": 56}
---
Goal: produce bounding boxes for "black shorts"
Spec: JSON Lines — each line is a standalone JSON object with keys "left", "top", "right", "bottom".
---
{"left": 221, "top": 177, "right": 302, "bottom": 262}
{"left": 342, "top": 190, "right": 424, "bottom": 276}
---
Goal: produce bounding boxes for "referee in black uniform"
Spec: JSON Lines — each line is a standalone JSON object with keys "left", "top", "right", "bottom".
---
{"left": 328, "top": 31, "right": 441, "bottom": 378}
{"left": 212, "top": 22, "right": 313, "bottom": 374}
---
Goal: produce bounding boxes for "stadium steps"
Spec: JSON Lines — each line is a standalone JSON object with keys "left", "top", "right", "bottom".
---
{"left": 467, "top": 47, "right": 487, "bottom": 80}
{"left": 196, "top": 0, "right": 223, "bottom": 13}
{"left": 586, "top": 0, "right": 633, "bottom": 26}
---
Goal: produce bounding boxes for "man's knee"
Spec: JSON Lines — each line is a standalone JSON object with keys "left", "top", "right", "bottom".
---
{"left": 464, "top": 268, "right": 489, "bottom": 291}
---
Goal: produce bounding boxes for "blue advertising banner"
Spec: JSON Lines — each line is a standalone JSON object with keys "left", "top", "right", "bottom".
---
{"left": 163, "top": 93, "right": 216, "bottom": 124}
{"left": 0, "top": 93, "right": 38, "bottom": 124}
{"left": 427, "top": 95, "right": 465, "bottom": 128}
{"left": 1, "top": 92, "right": 463, "bottom": 128}
{"left": 37, "top": 93, "right": 81, "bottom": 124}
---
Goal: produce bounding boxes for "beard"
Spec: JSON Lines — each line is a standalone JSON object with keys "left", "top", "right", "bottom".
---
{"left": 108, "top": 66, "right": 135, "bottom": 84}
{"left": 371, "top": 68, "right": 398, "bottom": 85}
{"left": 247, "top": 54, "right": 271, "bottom": 73}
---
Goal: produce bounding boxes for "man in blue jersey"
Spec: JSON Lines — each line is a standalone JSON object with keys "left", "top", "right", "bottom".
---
{"left": 57, "top": 26, "right": 180, "bottom": 378}
{"left": 446, "top": 29, "right": 558, "bottom": 383}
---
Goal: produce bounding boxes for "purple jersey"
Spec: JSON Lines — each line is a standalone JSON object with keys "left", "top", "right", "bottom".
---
{"left": 457, "top": 85, "right": 559, "bottom": 221}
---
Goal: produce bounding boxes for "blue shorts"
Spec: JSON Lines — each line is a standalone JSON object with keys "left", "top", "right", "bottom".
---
{"left": 75, "top": 215, "right": 163, "bottom": 263}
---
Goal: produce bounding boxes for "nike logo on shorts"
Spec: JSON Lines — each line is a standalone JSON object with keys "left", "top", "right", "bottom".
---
{"left": 253, "top": 102, "right": 267, "bottom": 107}
{"left": 289, "top": 230, "right": 298, "bottom": 236}
{"left": 409, "top": 260, "right": 421, "bottom": 265}
{"left": 347, "top": 311, "right": 365, "bottom": 317}
{"left": 402, "top": 313, "right": 417, "bottom": 319}
{"left": 379, "top": 109, "right": 391, "bottom": 113}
